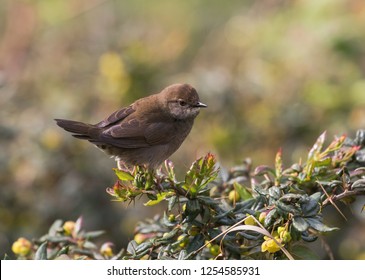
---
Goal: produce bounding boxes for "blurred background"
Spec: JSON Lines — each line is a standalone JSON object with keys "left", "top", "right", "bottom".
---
{"left": 1, "top": 0, "right": 364, "bottom": 259}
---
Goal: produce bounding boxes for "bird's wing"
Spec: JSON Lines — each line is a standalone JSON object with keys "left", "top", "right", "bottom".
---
{"left": 95, "top": 105, "right": 136, "bottom": 128}
{"left": 98, "top": 119, "right": 177, "bottom": 149}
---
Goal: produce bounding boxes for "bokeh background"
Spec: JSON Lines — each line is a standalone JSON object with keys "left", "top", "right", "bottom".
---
{"left": 1, "top": 0, "right": 365, "bottom": 259}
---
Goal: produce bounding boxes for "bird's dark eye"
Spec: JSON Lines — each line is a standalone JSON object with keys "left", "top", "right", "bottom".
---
{"left": 178, "top": 100, "right": 187, "bottom": 106}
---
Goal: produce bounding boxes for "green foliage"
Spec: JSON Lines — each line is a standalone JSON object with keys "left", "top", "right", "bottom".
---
{"left": 9, "top": 130, "right": 365, "bottom": 260}
{"left": 3, "top": 0, "right": 365, "bottom": 259}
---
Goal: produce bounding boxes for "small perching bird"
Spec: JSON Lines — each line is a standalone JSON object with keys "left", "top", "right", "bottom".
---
{"left": 55, "top": 83, "right": 207, "bottom": 170}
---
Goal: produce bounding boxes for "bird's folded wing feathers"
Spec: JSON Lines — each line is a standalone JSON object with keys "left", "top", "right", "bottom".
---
{"left": 95, "top": 105, "right": 135, "bottom": 128}
{"left": 97, "top": 120, "right": 176, "bottom": 149}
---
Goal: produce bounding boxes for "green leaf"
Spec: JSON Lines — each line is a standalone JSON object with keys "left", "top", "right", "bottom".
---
{"left": 126, "top": 240, "right": 138, "bottom": 255}
{"left": 45, "top": 236, "right": 71, "bottom": 243}
{"left": 48, "top": 219, "right": 63, "bottom": 236}
{"left": 233, "top": 182, "right": 252, "bottom": 200}
{"left": 254, "top": 165, "right": 275, "bottom": 176}
{"left": 178, "top": 250, "right": 188, "bottom": 260}
{"left": 74, "top": 216, "right": 83, "bottom": 235}
{"left": 290, "top": 244, "right": 320, "bottom": 260}
{"left": 308, "top": 131, "right": 326, "bottom": 160}
{"left": 352, "top": 179, "right": 365, "bottom": 190}
{"left": 168, "top": 196, "right": 177, "bottom": 212}
{"left": 80, "top": 230, "right": 105, "bottom": 239}
{"left": 269, "top": 186, "right": 281, "bottom": 200}
{"left": 56, "top": 246, "right": 69, "bottom": 257}
{"left": 144, "top": 192, "right": 174, "bottom": 206}
{"left": 310, "top": 192, "right": 322, "bottom": 202}
{"left": 292, "top": 216, "right": 309, "bottom": 232}
{"left": 305, "top": 217, "right": 338, "bottom": 232}
{"left": 186, "top": 234, "right": 205, "bottom": 253}
{"left": 35, "top": 242, "right": 48, "bottom": 260}
{"left": 185, "top": 199, "right": 201, "bottom": 216}
{"left": 301, "top": 196, "right": 320, "bottom": 217}
{"left": 233, "top": 198, "right": 255, "bottom": 212}
{"left": 159, "top": 228, "right": 179, "bottom": 241}
{"left": 275, "top": 200, "right": 301, "bottom": 215}
{"left": 197, "top": 195, "right": 220, "bottom": 206}
{"left": 113, "top": 168, "right": 134, "bottom": 181}
{"left": 313, "top": 157, "right": 332, "bottom": 167}
{"left": 264, "top": 208, "right": 277, "bottom": 227}
{"left": 135, "top": 240, "right": 153, "bottom": 254}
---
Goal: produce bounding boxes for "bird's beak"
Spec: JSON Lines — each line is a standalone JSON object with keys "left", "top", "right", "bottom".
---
{"left": 195, "top": 101, "right": 207, "bottom": 108}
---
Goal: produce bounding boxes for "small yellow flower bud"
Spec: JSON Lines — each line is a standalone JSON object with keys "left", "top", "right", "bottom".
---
{"left": 209, "top": 244, "right": 220, "bottom": 256}
{"left": 12, "top": 237, "right": 32, "bottom": 256}
{"left": 177, "top": 235, "right": 189, "bottom": 248}
{"left": 205, "top": 240, "right": 212, "bottom": 248}
{"left": 100, "top": 242, "right": 113, "bottom": 257}
{"left": 228, "top": 190, "right": 240, "bottom": 202}
{"left": 63, "top": 221, "right": 75, "bottom": 235}
{"left": 258, "top": 212, "right": 267, "bottom": 223}
{"left": 188, "top": 226, "right": 200, "bottom": 236}
{"left": 134, "top": 233, "right": 148, "bottom": 244}
{"left": 168, "top": 214, "right": 176, "bottom": 222}
{"left": 280, "top": 231, "right": 292, "bottom": 243}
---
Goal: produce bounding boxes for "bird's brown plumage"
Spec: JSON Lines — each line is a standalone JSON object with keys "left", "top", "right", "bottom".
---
{"left": 55, "top": 83, "right": 206, "bottom": 169}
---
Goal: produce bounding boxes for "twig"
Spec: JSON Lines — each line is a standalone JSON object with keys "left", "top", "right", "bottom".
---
{"left": 322, "top": 189, "right": 365, "bottom": 206}
{"left": 318, "top": 181, "right": 347, "bottom": 221}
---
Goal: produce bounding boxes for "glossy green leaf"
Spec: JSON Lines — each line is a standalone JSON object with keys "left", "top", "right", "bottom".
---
{"left": 233, "top": 182, "right": 252, "bottom": 200}
{"left": 352, "top": 179, "right": 365, "bottom": 190}
{"left": 292, "top": 216, "right": 309, "bottom": 232}
{"left": 264, "top": 208, "right": 277, "bottom": 227}
{"left": 269, "top": 186, "right": 281, "bottom": 200}
{"left": 276, "top": 200, "right": 301, "bottom": 215}
{"left": 35, "top": 242, "right": 48, "bottom": 260}
{"left": 186, "top": 234, "right": 205, "bottom": 253}
{"left": 80, "top": 230, "right": 105, "bottom": 239}
{"left": 144, "top": 191, "right": 174, "bottom": 206}
{"left": 167, "top": 196, "right": 177, "bottom": 212}
{"left": 301, "top": 196, "right": 320, "bottom": 217}
{"left": 305, "top": 217, "right": 338, "bottom": 232}
{"left": 126, "top": 240, "right": 138, "bottom": 255}
{"left": 197, "top": 195, "right": 220, "bottom": 206}
{"left": 308, "top": 131, "right": 326, "bottom": 160}
{"left": 254, "top": 165, "right": 275, "bottom": 176}
{"left": 113, "top": 168, "right": 134, "bottom": 181}
{"left": 48, "top": 219, "right": 63, "bottom": 236}
{"left": 178, "top": 250, "right": 188, "bottom": 260}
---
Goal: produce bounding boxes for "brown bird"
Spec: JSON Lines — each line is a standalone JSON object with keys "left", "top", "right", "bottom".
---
{"left": 55, "top": 83, "right": 207, "bottom": 170}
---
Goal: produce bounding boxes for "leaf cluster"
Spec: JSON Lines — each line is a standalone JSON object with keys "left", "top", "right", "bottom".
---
{"left": 8, "top": 130, "right": 365, "bottom": 260}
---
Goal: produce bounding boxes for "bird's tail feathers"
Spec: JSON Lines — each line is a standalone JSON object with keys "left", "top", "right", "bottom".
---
{"left": 55, "top": 119, "right": 97, "bottom": 140}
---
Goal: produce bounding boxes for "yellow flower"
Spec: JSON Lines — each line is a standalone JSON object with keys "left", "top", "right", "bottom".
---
{"left": 100, "top": 242, "right": 114, "bottom": 257}
{"left": 12, "top": 238, "right": 32, "bottom": 256}
{"left": 261, "top": 236, "right": 282, "bottom": 253}
{"left": 63, "top": 221, "right": 75, "bottom": 235}
{"left": 280, "top": 231, "right": 292, "bottom": 243}
{"left": 244, "top": 215, "right": 256, "bottom": 226}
